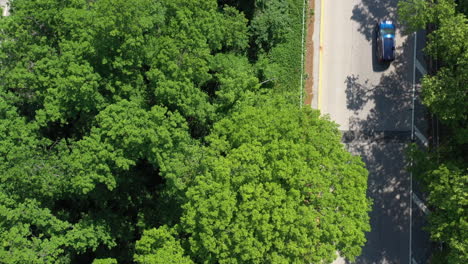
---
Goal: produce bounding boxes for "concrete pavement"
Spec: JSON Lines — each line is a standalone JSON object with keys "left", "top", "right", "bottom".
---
{"left": 0, "top": 0, "right": 9, "bottom": 16}
{"left": 314, "top": 0, "right": 431, "bottom": 263}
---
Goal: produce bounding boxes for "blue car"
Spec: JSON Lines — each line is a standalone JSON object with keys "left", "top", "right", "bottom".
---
{"left": 376, "top": 20, "right": 396, "bottom": 62}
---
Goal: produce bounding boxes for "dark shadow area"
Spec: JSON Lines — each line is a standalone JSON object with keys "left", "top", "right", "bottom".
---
{"left": 56, "top": 160, "right": 167, "bottom": 263}
{"left": 217, "top": 0, "right": 255, "bottom": 21}
{"left": 345, "top": 75, "right": 372, "bottom": 112}
{"left": 351, "top": 0, "right": 397, "bottom": 41}
{"left": 411, "top": 182, "right": 432, "bottom": 264}
{"left": 346, "top": 140, "right": 410, "bottom": 264}
{"left": 351, "top": 0, "right": 411, "bottom": 41}
{"left": 342, "top": 130, "right": 411, "bottom": 143}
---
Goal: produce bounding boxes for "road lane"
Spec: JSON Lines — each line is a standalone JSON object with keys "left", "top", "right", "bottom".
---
{"left": 321, "top": 0, "right": 412, "bottom": 132}
{"left": 347, "top": 140, "right": 410, "bottom": 264}
{"left": 317, "top": 0, "right": 427, "bottom": 263}
{"left": 0, "top": 0, "right": 9, "bottom": 16}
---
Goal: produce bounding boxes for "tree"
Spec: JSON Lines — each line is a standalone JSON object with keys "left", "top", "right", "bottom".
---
{"left": 421, "top": 65, "right": 467, "bottom": 128}
{"left": 137, "top": 95, "right": 371, "bottom": 263}
{"left": 410, "top": 144, "right": 468, "bottom": 263}
{"left": 0, "top": 97, "right": 194, "bottom": 262}
{"left": 209, "top": 53, "right": 259, "bottom": 115}
{"left": 0, "top": 0, "right": 251, "bottom": 139}
{"left": 59, "top": 100, "right": 194, "bottom": 261}
{"left": 421, "top": 13, "right": 468, "bottom": 129}
{"left": 398, "top": 0, "right": 459, "bottom": 31}
{"left": 0, "top": 100, "right": 116, "bottom": 263}
{"left": 92, "top": 259, "right": 118, "bottom": 264}
{"left": 249, "top": 0, "right": 292, "bottom": 53}
{"left": 65, "top": 99, "right": 192, "bottom": 193}
{"left": 134, "top": 226, "right": 193, "bottom": 264}
{"left": 0, "top": 192, "right": 115, "bottom": 264}
{"left": 398, "top": 0, "right": 433, "bottom": 32}
{"left": 399, "top": 2, "right": 468, "bottom": 263}
{"left": 425, "top": 164, "right": 468, "bottom": 264}
{"left": 398, "top": 0, "right": 467, "bottom": 128}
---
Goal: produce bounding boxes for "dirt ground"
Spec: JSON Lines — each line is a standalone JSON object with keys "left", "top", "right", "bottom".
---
{"left": 304, "top": 0, "right": 315, "bottom": 105}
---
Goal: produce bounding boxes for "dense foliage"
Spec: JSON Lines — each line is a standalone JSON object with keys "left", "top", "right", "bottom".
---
{"left": 177, "top": 97, "right": 370, "bottom": 263}
{"left": 0, "top": 0, "right": 371, "bottom": 263}
{"left": 399, "top": 0, "right": 467, "bottom": 132}
{"left": 399, "top": 0, "right": 468, "bottom": 263}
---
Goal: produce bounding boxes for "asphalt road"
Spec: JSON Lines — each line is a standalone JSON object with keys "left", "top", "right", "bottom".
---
{"left": 0, "top": 0, "right": 9, "bottom": 16}
{"left": 315, "top": 0, "right": 431, "bottom": 263}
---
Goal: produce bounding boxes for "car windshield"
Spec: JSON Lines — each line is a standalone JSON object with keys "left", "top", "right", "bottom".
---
{"left": 380, "top": 28, "right": 395, "bottom": 35}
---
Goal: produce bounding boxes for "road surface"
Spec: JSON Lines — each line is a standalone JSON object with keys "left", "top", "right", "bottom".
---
{"left": 314, "top": 0, "right": 431, "bottom": 263}
{"left": 0, "top": 0, "right": 9, "bottom": 16}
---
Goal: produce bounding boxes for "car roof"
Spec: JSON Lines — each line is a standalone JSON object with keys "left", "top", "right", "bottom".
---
{"left": 383, "top": 38, "right": 395, "bottom": 59}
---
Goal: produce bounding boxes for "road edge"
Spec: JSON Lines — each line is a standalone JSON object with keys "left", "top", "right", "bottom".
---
{"left": 308, "top": 0, "right": 321, "bottom": 109}
{"left": 303, "top": 0, "right": 315, "bottom": 106}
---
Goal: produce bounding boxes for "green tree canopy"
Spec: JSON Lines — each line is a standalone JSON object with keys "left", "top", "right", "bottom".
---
{"left": 134, "top": 225, "right": 193, "bottom": 264}
{"left": 137, "top": 95, "right": 371, "bottom": 263}
{"left": 398, "top": 0, "right": 468, "bottom": 129}
{"left": 421, "top": 13, "right": 468, "bottom": 128}
{"left": 0, "top": 99, "right": 116, "bottom": 263}
{"left": 250, "top": 0, "right": 292, "bottom": 53}
{"left": 0, "top": 0, "right": 250, "bottom": 138}
{"left": 425, "top": 164, "right": 468, "bottom": 263}
{"left": 400, "top": 1, "right": 468, "bottom": 263}
{"left": 0, "top": 0, "right": 369, "bottom": 263}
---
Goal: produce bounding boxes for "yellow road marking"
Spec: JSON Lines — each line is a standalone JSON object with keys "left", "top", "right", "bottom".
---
{"left": 317, "top": 0, "right": 324, "bottom": 110}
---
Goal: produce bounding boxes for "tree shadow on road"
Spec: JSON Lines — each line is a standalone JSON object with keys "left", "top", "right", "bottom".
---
{"left": 351, "top": 0, "right": 397, "bottom": 41}
{"left": 345, "top": 75, "right": 372, "bottom": 112}
{"left": 345, "top": 139, "right": 411, "bottom": 264}
{"left": 346, "top": 33, "right": 413, "bottom": 133}
{"left": 350, "top": 0, "right": 410, "bottom": 42}
{"left": 342, "top": 25, "right": 415, "bottom": 264}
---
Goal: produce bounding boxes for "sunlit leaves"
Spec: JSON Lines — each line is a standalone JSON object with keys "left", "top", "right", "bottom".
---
{"left": 0, "top": 193, "right": 115, "bottom": 263}
{"left": 134, "top": 225, "right": 193, "bottom": 264}
{"left": 178, "top": 95, "right": 370, "bottom": 263}
{"left": 426, "top": 164, "right": 468, "bottom": 263}
{"left": 66, "top": 100, "right": 191, "bottom": 194}
{"left": 421, "top": 66, "right": 468, "bottom": 125}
